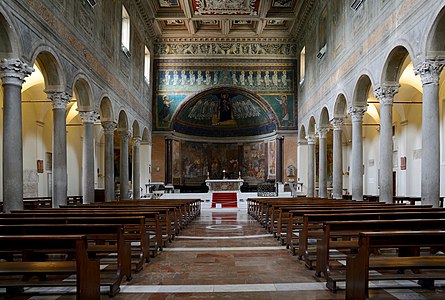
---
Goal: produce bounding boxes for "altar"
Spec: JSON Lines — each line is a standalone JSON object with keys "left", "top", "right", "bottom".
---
{"left": 205, "top": 179, "right": 244, "bottom": 208}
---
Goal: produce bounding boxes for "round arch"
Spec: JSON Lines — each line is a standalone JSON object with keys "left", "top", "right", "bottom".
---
{"left": 99, "top": 97, "right": 114, "bottom": 123}
{"left": 30, "top": 48, "right": 65, "bottom": 92}
{"left": 72, "top": 75, "right": 94, "bottom": 111}
{"left": 352, "top": 74, "right": 374, "bottom": 107}
{"left": 0, "top": 8, "right": 21, "bottom": 59}
{"left": 334, "top": 94, "right": 347, "bottom": 118}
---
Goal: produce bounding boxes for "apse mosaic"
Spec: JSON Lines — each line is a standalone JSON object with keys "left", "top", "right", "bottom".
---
{"left": 154, "top": 59, "right": 297, "bottom": 133}
{"left": 171, "top": 91, "right": 277, "bottom": 137}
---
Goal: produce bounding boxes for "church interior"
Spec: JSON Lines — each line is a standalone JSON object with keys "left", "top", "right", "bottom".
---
{"left": 2, "top": 0, "right": 445, "bottom": 299}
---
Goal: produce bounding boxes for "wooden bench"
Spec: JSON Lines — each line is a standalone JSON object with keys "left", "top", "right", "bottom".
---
{"left": 346, "top": 231, "right": 445, "bottom": 300}
{"left": 315, "top": 219, "right": 445, "bottom": 291}
{"left": 0, "top": 224, "right": 131, "bottom": 296}
{"left": 0, "top": 234, "right": 100, "bottom": 300}
{"left": 296, "top": 210, "right": 445, "bottom": 268}
{"left": 0, "top": 215, "right": 149, "bottom": 273}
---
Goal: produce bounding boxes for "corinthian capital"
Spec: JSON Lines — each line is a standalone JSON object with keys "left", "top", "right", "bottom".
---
{"left": 414, "top": 59, "right": 445, "bottom": 85}
{"left": 79, "top": 111, "right": 99, "bottom": 124}
{"left": 133, "top": 137, "right": 142, "bottom": 147}
{"left": 0, "top": 58, "right": 34, "bottom": 86}
{"left": 317, "top": 126, "right": 329, "bottom": 139}
{"left": 102, "top": 121, "right": 116, "bottom": 135}
{"left": 331, "top": 118, "right": 344, "bottom": 131}
{"left": 373, "top": 83, "right": 399, "bottom": 106}
{"left": 306, "top": 135, "right": 316, "bottom": 145}
{"left": 119, "top": 130, "right": 132, "bottom": 141}
{"left": 47, "top": 91, "right": 71, "bottom": 109}
{"left": 348, "top": 106, "right": 367, "bottom": 122}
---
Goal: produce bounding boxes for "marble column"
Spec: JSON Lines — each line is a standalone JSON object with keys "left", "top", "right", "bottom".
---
{"left": 119, "top": 130, "right": 131, "bottom": 200}
{"left": 79, "top": 111, "right": 99, "bottom": 204}
{"left": 318, "top": 127, "right": 329, "bottom": 198}
{"left": 307, "top": 136, "right": 316, "bottom": 197}
{"left": 47, "top": 91, "right": 71, "bottom": 208}
{"left": 276, "top": 136, "right": 284, "bottom": 183}
{"left": 331, "top": 118, "right": 344, "bottom": 199}
{"left": 132, "top": 137, "right": 142, "bottom": 199}
{"left": 165, "top": 137, "right": 173, "bottom": 185}
{"left": 102, "top": 121, "right": 116, "bottom": 202}
{"left": 0, "top": 59, "right": 33, "bottom": 212}
{"left": 415, "top": 59, "right": 445, "bottom": 207}
{"left": 374, "top": 84, "right": 399, "bottom": 203}
{"left": 349, "top": 106, "right": 367, "bottom": 200}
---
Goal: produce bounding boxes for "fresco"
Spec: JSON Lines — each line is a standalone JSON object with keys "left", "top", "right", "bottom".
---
{"left": 172, "top": 140, "right": 274, "bottom": 186}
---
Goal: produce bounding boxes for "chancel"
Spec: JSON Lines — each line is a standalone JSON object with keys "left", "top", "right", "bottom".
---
{"left": 1, "top": 0, "right": 445, "bottom": 299}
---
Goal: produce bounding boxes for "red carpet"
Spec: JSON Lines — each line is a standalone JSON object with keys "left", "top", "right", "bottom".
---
{"left": 211, "top": 192, "right": 238, "bottom": 208}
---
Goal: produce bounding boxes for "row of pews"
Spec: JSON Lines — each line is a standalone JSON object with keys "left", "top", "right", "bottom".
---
{"left": 247, "top": 197, "right": 445, "bottom": 300}
{"left": 0, "top": 198, "right": 201, "bottom": 299}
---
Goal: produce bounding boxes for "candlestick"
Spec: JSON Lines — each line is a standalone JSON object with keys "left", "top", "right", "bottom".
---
{"left": 238, "top": 171, "right": 241, "bottom": 179}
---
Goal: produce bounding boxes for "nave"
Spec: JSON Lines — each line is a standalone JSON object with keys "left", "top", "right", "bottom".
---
{"left": 115, "top": 209, "right": 445, "bottom": 300}
{"left": 10, "top": 207, "right": 444, "bottom": 300}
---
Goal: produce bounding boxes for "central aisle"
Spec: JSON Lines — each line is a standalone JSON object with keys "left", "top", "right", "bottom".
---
{"left": 115, "top": 208, "right": 343, "bottom": 299}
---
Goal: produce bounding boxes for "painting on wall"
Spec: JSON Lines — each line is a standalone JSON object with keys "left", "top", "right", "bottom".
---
{"left": 171, "top": 141, "right": 271, "bottom": 186}
{"left": 268, "top": 140, "right": 276, "bottom": 178}
{"left": 263, "top": 94, "right": 294, "bottom": 127}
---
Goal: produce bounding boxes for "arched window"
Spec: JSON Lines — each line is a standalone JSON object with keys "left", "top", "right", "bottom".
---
{"left": 144, "top": 46, "right": 151, "bottom": 83}
{"left": 121, "top": 5, "right": 130, "bottom": 55}
{"left": 300, "top": 47, "right": 305, "bottom": 84}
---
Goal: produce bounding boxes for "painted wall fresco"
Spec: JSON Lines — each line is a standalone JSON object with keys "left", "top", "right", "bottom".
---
{"left": 154, "top": 59, "right": 297, "bottom": 133}
{"left": 172, "top": 140, "right": 275, "bottom": 186}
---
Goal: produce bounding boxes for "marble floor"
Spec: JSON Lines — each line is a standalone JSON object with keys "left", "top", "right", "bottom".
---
{"left": 3, "top": 208, "right": 445, "bottom": 299}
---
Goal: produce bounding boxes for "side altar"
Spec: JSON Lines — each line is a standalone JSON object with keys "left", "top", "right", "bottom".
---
{"left": 205, "top": 179, "right": 244, "bottom": 208}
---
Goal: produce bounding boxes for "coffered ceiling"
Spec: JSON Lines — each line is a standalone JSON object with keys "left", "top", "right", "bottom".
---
{"left": 142, "top": 0, "right": 310, "bottom": 40}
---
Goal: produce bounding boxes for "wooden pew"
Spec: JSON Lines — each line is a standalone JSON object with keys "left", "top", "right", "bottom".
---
{"left": 0, "top": 224, "right": 131, "bottom": 296}
{"left": 297, "top": 210, "right": 445, "bottom": 268}
{"left": 315, "top": 219, "right": 445, "bottom": 291}
{"left": 0, "top": 216, "right": 149, "bottom": 273}
{"left": 0, "top": 235, "right": 100, "bottom": 300}
{"left": 346, "top": 231, "right": 445, "bottom": 300}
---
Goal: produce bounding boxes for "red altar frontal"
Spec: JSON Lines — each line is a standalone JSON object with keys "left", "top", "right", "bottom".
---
{"left": 205, "top": 179, "right": 244, "bottom": 208}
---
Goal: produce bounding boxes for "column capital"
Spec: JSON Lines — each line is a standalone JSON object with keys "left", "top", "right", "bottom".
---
{"left": 47, "top": 91, "right": 71, "bottom": 109}
{"left": 331, "top": 118, "right": 344, "bottom": 131}
{"left": 374, "top": 83, "right": 399, "bottom": 106}
{"left": 414, "top": 58, "right": 445, "bottom": 85}
{"left": 119, "top": 129, "right": 132, "bottom": 141}
{"left": 0, "top": 58, "right": 34, "bottom": 86}
{"left": 132, "top": 137, "right": 142, "bottom": 146}
{"left": 102, "top": 121, "right": 116, "bottom": 135}
{"left": 348, "top": 106, "right": 367, "bottom": 122}
{"left": 317, "top": 126, "right": 329, "bottom": 139}
{"left": 306, "top": 135, "right": 316, "bottom": 145}
{"left": 79, "top": 111, "right": 99, "bottom": 124}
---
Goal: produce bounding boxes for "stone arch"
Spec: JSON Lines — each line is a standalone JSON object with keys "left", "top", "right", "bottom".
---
{"left": 142, "top": 127, "right": 150, "bottom": 143}
{"left": 381, "top": 46, "right": 411, "bottom": 83}
{"left": 99, "top": 97, "right": 114, "bottom": 123}
{"left": 0, "top": 8, "right": 20, "bottom": 58}
{"left": 118, "top": 110, "right": 129, "bottom": 131}
{"left": 308, "top": 116, "right": 317, "bottom": 137}
{"left": 299, "top": 124, "right": 307, "bottom": 142}
{"left": 352, "top": 74, "right": 374, "bottom": 107}
{"left": 334, "top": 94, "right": 347, "bottom": 118}
{"left": 426, "top": 4, "right": 445, "bottom": 57}
{"left": 319, "top": 107, "right": 330, "bottom": 127}
{"left": 30, "top": 48, "right": 65, "bottom": 92}
{"left": 132, "top": 120, "right": 141, "bottom": 138}
{"left": 72, "top": 75, "right": 94, "bottom": 111}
